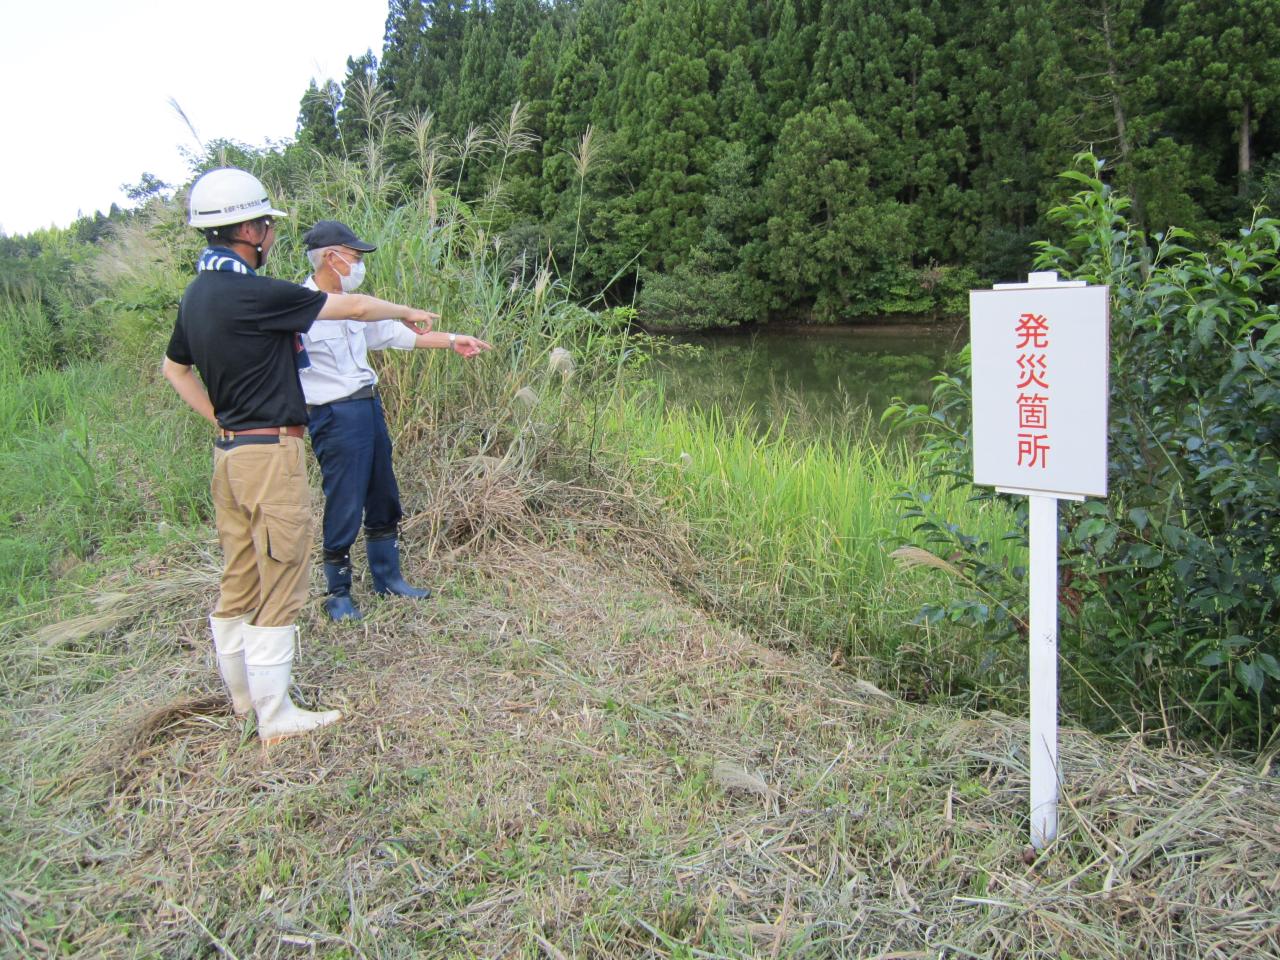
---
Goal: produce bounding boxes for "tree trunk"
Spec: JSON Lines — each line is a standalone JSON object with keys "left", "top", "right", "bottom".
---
{"left": 1101, "top": 0, "right": 1145, "bottom": 230}
{"left": 1239, "top": 100, "right": 1252, "bottom": 197}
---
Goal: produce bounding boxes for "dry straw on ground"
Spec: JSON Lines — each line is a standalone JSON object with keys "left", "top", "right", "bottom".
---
{"left": 2, "top": 529, "right": 1277, "bottom": 957}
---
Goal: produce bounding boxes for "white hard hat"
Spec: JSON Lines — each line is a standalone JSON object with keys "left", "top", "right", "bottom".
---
{"left": 188, "top": 168, "right": 288, "bottom": 228}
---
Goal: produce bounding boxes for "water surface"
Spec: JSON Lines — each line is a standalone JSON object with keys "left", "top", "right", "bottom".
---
{"left": 647, "top": 325, "right": 965, "bottom": 430}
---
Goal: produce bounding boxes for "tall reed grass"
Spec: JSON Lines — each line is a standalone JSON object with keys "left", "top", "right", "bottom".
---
{"left": 248, "top": 112, "right": 637, "bottom": 492}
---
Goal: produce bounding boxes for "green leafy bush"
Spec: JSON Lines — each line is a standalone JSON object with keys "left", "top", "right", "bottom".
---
{"left": 888, "top": 156, "right": 1279, "bottom": 751}
{"left": 636, "top": 252, "right": 766, "bottom": 332}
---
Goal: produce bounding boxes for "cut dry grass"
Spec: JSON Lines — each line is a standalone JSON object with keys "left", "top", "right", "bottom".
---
{"left": 2, "top": 532, "right": 1277, "bottom": 958}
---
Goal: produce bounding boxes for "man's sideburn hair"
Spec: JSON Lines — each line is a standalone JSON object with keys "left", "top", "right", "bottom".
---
{"left": 203, "top": 216, "right": 271, "bottom": 247}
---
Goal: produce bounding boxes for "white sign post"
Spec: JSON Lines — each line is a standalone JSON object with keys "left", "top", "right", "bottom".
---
{"left": 970, "top": 271, "right": 1109, "bottom": 850}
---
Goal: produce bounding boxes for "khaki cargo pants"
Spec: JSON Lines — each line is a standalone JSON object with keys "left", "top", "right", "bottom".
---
{"left": 210, "top": 437, "right": 311, "bottom": 627}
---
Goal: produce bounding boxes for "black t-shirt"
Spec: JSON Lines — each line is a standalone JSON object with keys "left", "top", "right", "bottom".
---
{"left": 166, "top": 270, "right": 328, "bottom": 431}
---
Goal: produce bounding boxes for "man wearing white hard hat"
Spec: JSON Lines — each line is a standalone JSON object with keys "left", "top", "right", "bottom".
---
{"left": 162, "top": 168, "right": 437, "bottom": 745}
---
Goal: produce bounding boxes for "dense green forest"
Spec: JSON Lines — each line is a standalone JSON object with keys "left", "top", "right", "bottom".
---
{"left": 284, "top": 0, "right": 1280, "bottom": 328}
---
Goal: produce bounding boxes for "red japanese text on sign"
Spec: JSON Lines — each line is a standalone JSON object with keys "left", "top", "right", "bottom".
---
{"left": 1017, "top": 433, "right": 1051, "bottom": 468}
{"left": 1016, "top": 353, "right": 1049, "bottom": 389}
{"left": 1015, "top": 312, "right": 1050, "bottom": 349}
{"left": 1017, "top": 393, "right": 1048, "bottom": 430}
{"left": 1016, "top": 313, "right": 1050, "bottom": 468}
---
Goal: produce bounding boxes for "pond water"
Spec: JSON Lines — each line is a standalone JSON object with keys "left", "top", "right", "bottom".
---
{"left": 646, "top": 325, "right": 966, "bottom": 430}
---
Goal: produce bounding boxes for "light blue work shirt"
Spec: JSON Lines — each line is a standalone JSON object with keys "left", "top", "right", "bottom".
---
{"left": 297, "top": 276, "right": 418, "bottom": 405}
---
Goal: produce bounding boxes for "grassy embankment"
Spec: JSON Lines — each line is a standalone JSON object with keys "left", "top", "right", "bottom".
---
{"left": 1, "top": 188, "right": 1277, "bottom": 957}
{"left": 608, "top": 394, "right": 1027, "bottom": 702}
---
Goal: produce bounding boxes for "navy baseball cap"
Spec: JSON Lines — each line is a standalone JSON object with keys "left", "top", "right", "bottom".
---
{"left": 302, "top": 220, "right": 377, "bottom": 252}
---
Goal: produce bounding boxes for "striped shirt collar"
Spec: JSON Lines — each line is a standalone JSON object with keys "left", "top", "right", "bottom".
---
{"left": 197, "top": 246, "right": 256, "bottom": 275}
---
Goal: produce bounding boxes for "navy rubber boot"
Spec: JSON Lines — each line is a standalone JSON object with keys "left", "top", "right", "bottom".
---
{"left": 322, "top": 554, "right": 363, "bottom": 621}
{"left": 366, "top": 535, "right": 431, "bottom": 598}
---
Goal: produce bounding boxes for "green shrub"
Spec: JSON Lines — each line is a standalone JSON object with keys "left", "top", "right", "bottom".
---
{"left": 888, "top": 156, "right": 1279, "bottom": 750}
{"left": 636, "top": 252, "right": 767, "bottom": 332}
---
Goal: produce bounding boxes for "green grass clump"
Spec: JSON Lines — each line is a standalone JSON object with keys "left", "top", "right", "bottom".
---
{"left": 0, "top": 295, "right": 210, "bottom": 611}
{"left": 609, "top": 395, "right": 1025, "bottom": 702}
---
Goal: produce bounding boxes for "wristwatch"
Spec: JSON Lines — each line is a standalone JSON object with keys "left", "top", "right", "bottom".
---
{"left": 448, "top": 333, "right": 458, "bottom": 346}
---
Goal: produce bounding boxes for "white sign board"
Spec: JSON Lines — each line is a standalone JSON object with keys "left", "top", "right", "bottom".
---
{"left": 970, "top": 284, "right": 1110, "bottom": 498}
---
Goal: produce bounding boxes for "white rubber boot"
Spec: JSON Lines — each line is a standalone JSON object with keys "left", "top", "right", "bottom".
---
{"left": 209, "top": 614, "right": 252, "bottom": 716}
{"left": 243, "top": 623, "right": 342, "bottom": 745}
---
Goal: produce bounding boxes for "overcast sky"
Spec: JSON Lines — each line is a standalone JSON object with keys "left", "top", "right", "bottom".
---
{"left": 1, "top": 0, "right": 388, "bottom": 236}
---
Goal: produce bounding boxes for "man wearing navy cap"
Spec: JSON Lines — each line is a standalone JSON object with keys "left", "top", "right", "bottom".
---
{"left": 300, "top": 220, "right": 491, "bottom": 621}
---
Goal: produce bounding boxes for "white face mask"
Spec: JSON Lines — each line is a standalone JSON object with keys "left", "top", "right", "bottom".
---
{"left": 332, "top": 251, "right": 366, "bottom": 292}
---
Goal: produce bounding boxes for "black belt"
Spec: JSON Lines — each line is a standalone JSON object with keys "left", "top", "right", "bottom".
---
{"left": 215, "top": 434, "right": 293, "bottom": 450}
{"left": 308, "top": 384, "right": 375, "bottom": 414}
{"left": 337, "top": 384, "right": 376, "bottom": 402}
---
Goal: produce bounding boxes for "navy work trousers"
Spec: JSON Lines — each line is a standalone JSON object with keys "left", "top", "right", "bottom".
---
{"left": 307, "top": 395, "right": 403, "bottom": 554}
